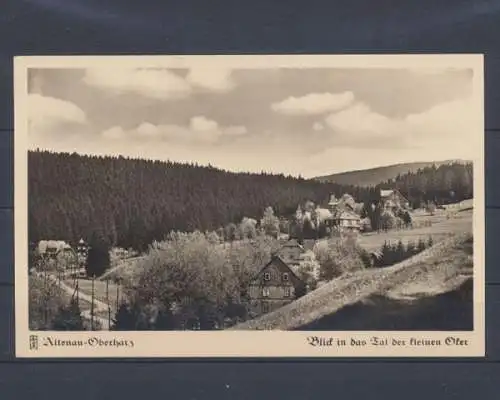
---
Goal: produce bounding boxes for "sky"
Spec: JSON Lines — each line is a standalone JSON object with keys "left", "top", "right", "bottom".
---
{"left": 26, "top": 65, "right": 478, "bottom": 178}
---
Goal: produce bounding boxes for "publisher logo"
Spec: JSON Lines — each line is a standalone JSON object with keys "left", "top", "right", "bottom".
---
{"left": 29, "top": 335, "right": 39, "bottom": 351}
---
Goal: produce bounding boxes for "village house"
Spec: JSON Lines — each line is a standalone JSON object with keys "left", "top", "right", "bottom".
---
{"left": 324, "top": 194, "right": 362, "bottom": 233}
{"left": 248, "top": 256, "right": 306, "bottom": 316}
{"left": 380, "top": 189, "right": 410, "bottom": 211}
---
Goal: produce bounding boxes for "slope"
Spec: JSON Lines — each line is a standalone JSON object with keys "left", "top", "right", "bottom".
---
{"left": 314, "top": 159, "right": 467, "bottom": 186}
{"left": 231, "top": 232, "right": 473, "bottom": 331}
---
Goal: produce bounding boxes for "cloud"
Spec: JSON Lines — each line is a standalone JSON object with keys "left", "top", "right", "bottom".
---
{"left": 28, "top": 94, "right": 87, "bottom": 133}
{"left": 190, "top": 115, "right": 219, "bottom": 132}
{"left": 83, "top": 67, "right": 236, "bottom": 100}
{"left": 102, "top": 116, "right": 248, "bottom": 145}
{"left": 313, "top": 122, "right": 324, "bottom": 131}
{"left": 102, "top": 126, "right": 126, "bottom": 140}
{"left": 325, "top": 102, "right": 397, "bottom": 140}
{"left": 186, "top": 67, "right": 234, "bottom": 92}
{"left": 83, "top": 68, "right": 192, "bottom": 100}
{"left": 271, "top": 92, "right": 354, "bottom": 115}
{"left": 320, "top": 94, "right": 476, "bottom": 153}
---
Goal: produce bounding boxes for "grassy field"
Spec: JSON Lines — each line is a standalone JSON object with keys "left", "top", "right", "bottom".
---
{"left": 357, "top": 208, "right": 472, "bottom": 252}
{"left": 231, "top": 232, "right": 473, "bottom": 330}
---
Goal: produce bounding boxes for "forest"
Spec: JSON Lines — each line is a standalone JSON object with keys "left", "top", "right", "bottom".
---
{"left": 28, "top": 150, "right": 473, "bottom": 251}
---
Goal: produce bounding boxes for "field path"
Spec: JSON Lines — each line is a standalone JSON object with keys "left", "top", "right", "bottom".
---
{"left": 34, "top": 271, "right": 112, "bottom": 330}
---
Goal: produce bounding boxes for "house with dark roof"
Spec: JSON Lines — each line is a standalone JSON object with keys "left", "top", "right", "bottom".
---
{"left": 324, "top": 194, "right": 362, "bottom": 233}
{"left": 247, "top": 256, "right": 306, "bottom": 316}
{"left": 380, "top": 189, "right": 410, "bottom": 211}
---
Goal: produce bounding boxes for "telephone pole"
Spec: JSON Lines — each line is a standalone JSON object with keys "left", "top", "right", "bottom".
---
{"left": 90, "top": 275, "right": 95, "bottom": 331}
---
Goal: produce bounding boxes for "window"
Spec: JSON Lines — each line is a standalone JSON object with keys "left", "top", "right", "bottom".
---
{"left": 264, "top": 272, "right": 271, "bottom": 281}
{"left": 262, "top": 288, "right": 270, "bottom": 297}
{"left": 283, "top": 272, "right": 289, "bottom": 281}
{"left": 262, "top": 302, "right": 269, "bottom": 313}
{"left": 284, "top": 287, "right": 291, "bottom": 297}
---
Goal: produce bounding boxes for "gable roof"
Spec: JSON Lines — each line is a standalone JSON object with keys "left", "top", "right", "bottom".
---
{"left": 380, "top": 188, "right": 409, "bottom": 202}
{"left": 251, "top": 255, "right": 303, "bottom": 284}
{"left": 338, "top": 210, "right": 360, "bottom": 220}
{"left": 280, "top": 238, "right": 305, "bottom": 251}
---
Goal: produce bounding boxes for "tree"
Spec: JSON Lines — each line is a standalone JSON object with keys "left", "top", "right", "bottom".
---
{"left": 260, "top": 206, "right": 280, "bottom": 238}
{"left": 417, "top": 238, "right": 427, "bottom": 252}
{"left": 51, "top": 298, "right": 84, "bottom": 331}
{"left": 224, "top": 223, "right": 238, "bottom": 242}
{"left": 112, "top": 302, "right": 138, "bottom": 330}
{"left": 317, "top": 238, "right": 365, "bottom": 280}
{"left": 86, "top": 238, "right": 111, "bottom": 278}
{"left": 380, "top": 211, "right": 397, "bottom": 231}
{"left": 396, "top": 240, "right": 405, "bottom": 263}
{"left": 406, "top": 241, "right": 416, "bottom": 257}
{"left": 426, "top": 201, "right": 437, "bottom": 216}
{"left": 238, "top": 217, "right": 257, "bottom": 239}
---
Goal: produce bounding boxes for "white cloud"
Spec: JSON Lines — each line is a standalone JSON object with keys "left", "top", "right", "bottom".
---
{"left": 83, "top": 67, "right": 236, "bottom": 99}
{"left": 83, "top": 68, "right": 192, "bottom": 100}
{"left": 325, "top": 102, "right": 397, "bottom": 140}
{"left": 271, "top": 92, "right": 354, "bottom": 116}
{"left": 28, "top": 94, "right": 87, "bottom": 134}
{"left": 313, "top": 122, "right": 324, "bottom": 131}
{"left": 102, "top": 126, "right": 126, "bottom": 140}
{"left": 189, "top": 116, "right": 219, "bottom": 132}
{"left": 102, "top": 116, "right": 248, "bottom": 145}
{"left": 186, "top": 67, "right": 234, "bottom": 92}
{"left": 321, "top": 94, "right": 477, "bottom": 158}
{"left": 136, "top": 122, "right": 160, "bottom": 137}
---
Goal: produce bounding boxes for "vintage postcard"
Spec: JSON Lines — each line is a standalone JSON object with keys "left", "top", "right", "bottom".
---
{"left": 14, "top": 54, "right": 485, "bottom": 358}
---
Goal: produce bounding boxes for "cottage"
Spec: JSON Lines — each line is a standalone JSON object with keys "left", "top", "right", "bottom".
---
{"left": 248, "top": 256, "right": 306, "bottom": 316}
{"left": 324, "top": 194, "right": 361, "bottom": 233}
{"left": 36, "top": 240, "right": 79, "bottom": 269}
{"left": 380, "top": 189, "right": 410, "bottom": 211}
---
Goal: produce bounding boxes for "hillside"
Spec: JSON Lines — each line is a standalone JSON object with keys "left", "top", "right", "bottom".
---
{"left": 28, "top": 150, "right": 368, "bottom": 251}
{"left": 314, "top": 160, "right": 467, "bottom": 187}
{"left": 231, "top": 233, "right": 473, "bottom": 331}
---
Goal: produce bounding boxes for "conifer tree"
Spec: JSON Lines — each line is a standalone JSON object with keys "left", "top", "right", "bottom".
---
{"left": 112, "top": 302, "right": 138, "bottom": 331}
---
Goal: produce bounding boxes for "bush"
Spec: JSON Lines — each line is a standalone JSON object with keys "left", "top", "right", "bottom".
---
{"left": 317, "top": 237, "right": 366, "bottom": 280}
{"left": 380, "top": 211, "right": 397, "bottom": 231}
{"left": 51, "top": 298, "right": 85, "bottom": 331}
{"left": 29, "top": 275, "right": 66, "bottom": 330}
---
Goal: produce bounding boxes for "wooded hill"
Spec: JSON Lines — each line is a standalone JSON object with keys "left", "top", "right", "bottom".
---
{"left": 315, "top": 160, "right": 469, "bottom": 187}
{"left": 28, "top": 150, "right": 473, "bottom": 251}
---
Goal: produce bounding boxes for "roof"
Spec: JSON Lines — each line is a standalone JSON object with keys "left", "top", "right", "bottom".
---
{"left": 338, "top": 210, "right": 361, "bottom": 220}
{"left": 380, "top": 189, "right": 409, "bottom": 203}
{"left": 302, "top": 239, "right": 316, "bottom": 251}
{"left": 250, "top": 255, "right": 303, "bottom": 284}
{"left": 280, "top": 238, "right": 305, "bottom": 250}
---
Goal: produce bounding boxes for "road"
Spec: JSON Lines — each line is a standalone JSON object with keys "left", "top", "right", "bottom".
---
{"left": 34, "top": 270, "right": 112, "bottom": 330}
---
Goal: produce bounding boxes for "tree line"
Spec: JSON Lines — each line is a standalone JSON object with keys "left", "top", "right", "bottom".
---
{"left": 28, "top": 150, "right": 473, "bottom": 252}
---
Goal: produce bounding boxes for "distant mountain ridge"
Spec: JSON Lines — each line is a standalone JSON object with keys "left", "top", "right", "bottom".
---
{"left": 314, "top": 159, "right": 470, "bottom": 187}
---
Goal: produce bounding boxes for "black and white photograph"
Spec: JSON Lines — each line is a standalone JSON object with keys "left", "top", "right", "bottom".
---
{"left": 14, "top": 55, "right": 485, "bottom": 357}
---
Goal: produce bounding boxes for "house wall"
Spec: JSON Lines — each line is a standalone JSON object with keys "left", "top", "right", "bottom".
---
{"left": 248, "top": 261, "right": 301, "bottom": 316}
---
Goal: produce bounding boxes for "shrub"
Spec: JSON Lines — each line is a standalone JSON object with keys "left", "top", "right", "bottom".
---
{"left": 380, "top": 210, "right": 397, "bottom": 231}
{"left": 317, "top": 237, "right": 366, "bottom": 280}
{"left": 51, "top": 298, "right": 85, "bottom": 331}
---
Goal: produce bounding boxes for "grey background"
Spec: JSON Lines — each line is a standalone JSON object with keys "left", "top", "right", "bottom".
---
{"left": 0, "top": 0, "right": 499, "bottom": 398}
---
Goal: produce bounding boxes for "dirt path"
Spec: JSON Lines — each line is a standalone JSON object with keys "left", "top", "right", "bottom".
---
{"left": 33, "top": 271, "right": 112, "bottom": 330}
